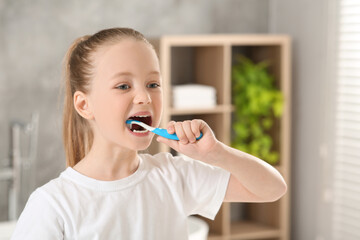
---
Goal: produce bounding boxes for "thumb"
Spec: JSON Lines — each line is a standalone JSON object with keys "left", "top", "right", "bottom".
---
{"left": 198, "top": 120, "right": 214, "bottom": 138}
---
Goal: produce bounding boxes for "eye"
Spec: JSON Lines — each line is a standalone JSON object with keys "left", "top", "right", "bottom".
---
{"left": 147, "top": 82, "right": 161, "bottom": 88}
{"left": 116, "top": 84, "right": 130, "bottom": 90}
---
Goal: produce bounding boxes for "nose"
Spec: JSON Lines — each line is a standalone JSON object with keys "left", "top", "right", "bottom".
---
{"left": 133, "top": 88, "right": 151, "bottom": 105}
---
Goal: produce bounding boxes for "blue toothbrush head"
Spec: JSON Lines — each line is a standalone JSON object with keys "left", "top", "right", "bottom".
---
{"left": 126, "top": 119, "right": 140, "bottom": 124}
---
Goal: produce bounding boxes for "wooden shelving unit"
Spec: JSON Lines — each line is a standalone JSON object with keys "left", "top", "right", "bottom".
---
{"left": 149, "top": 35, "right": 291, "bottom": 240}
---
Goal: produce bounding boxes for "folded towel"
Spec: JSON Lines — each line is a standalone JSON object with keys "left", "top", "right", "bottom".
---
{"left": 172, "top": 84, "right": 217, "bottom": 108}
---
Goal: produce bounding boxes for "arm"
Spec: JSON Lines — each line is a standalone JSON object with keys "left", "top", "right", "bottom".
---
{"left": 156, "top": 119, "right": 287, "bottom": 203}
{"left": 207, "top": 141, "right": 287, "bottom": 202}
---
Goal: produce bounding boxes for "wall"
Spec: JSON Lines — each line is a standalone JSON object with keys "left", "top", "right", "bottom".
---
{"left": 0, "top": 0, "right": 269, "bottom": 221}
{"left": 269, "top": 0, "right": 334, "bottom": 239}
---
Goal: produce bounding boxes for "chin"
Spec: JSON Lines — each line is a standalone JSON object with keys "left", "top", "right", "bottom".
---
{"left": 131, "top": 138, "right": 154, "bottom": 151}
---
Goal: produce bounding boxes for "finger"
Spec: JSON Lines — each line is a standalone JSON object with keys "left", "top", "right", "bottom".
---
{"left": 198, "top": 120, "right": 216, "bottom": 139}
{"left": 183, "top": 120, "right": 196, "bottom": 143}
{"left": 191, "top": 119, "right": 202, "bottom": 138}
{"left": 167, "top": 121, "right": 176, "bottom": 134}
{"left": 174, "top": 122, "right": 188, "bottom": 144}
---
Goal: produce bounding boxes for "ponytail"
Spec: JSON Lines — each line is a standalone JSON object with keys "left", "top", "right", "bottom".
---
{"left": 62, "top": 36, "right": 93, "bottom": 167}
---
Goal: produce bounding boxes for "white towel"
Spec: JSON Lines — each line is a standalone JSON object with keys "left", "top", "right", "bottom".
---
{"left": 172, "top": 84, "right": 217, "bottom": 108}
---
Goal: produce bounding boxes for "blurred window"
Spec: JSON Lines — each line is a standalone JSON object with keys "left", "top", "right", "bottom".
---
{"left": 332, "top": 0, "right": 360, "bottom": 239}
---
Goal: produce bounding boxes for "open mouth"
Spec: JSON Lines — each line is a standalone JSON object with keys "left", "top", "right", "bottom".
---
{"left": 126, "top": 115, "right": 152, "bottom": 133}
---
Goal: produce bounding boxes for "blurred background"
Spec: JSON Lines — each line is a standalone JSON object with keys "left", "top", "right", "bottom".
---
{"left": 0, "top": 0, "right": 358, "bottom": 239}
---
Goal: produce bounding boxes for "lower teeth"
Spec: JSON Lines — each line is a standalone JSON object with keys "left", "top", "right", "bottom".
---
{"left": 133, "top": 129, "right": 149, "bottom": 133}
{"left": 127, "top": 123, "right": 149, "bottom": 133}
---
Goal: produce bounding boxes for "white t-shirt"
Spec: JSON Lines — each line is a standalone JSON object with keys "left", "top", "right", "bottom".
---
{"left": 11, "top": 152, "right": 230, "bottom": 240}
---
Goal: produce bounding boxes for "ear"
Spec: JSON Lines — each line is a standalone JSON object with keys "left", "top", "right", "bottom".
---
{"left": 73, "top": 91, "right": 94, "bottom": 120}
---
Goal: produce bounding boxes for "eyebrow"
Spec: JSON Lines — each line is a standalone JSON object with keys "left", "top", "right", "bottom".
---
{"left": 111, "top": 71, "right": 160, "bottom": 79}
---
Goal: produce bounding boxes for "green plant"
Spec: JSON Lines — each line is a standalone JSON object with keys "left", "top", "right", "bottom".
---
{"left": 231, "top": 55, "right": 284, "bottom": 165}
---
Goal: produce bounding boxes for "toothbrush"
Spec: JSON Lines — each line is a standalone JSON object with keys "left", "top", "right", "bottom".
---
{"left": 126, "top": 120, "right": 203, "bottom": 141}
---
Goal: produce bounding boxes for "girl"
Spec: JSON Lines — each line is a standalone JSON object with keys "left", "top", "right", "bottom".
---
{"left": 11, "top": 27, "right": 287, "bottom": 240}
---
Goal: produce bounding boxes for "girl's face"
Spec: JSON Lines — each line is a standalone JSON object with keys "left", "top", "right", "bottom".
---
{"left": 87, "top": 39, "right": 163, "bottom": 150}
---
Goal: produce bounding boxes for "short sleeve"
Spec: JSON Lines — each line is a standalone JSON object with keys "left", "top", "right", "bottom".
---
{"left": 172, "top": 154, "right": 231, "bottom": 220}
{"left": 11, "top": 189, "right": 64, "bottom": 240}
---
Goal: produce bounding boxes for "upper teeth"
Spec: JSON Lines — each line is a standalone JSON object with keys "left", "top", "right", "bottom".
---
{"left": 132, "top": 115, "right": 150, "bottom": 118}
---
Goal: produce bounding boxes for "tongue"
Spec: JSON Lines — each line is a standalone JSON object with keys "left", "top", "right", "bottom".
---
{"left": 131, "top": 124, "right": 145, "bottom": 131}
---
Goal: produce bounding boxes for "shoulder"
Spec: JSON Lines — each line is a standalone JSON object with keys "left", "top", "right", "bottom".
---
{"left": 29, "top": 170, "right": 75, "bottom": 211}
{"left": 28, "top": 172, "right": 63, "bottom": 198}
{"left": 22, "top": 186, "right": 58, "bottom": 216}
{"left": 14, "top": 176, "right": 67, "bottom": 226}
{"left": 38, "top": 172, "right": 69, "bottom": 196}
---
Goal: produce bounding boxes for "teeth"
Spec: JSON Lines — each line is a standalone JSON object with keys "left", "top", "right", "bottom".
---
{"left": 133, "top": 129, "right": 149, "bottom": 133}
{"left": 127, "top": 115, "right": 151, "bottom": 133}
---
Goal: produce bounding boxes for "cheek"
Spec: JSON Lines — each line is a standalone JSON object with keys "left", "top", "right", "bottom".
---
{"left": 92, "top": 92, "right": 127, "bottom": 127}
{"left": 92, "top": 93, "right": 112, "bottom": 117}
{"left": 152, "top": 93, "right": 163, "bottom": 114}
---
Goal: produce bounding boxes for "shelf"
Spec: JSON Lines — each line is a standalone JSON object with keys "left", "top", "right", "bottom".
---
{"left": 155, "top": 34, "right": 291, "bottom": 240}
{"left": 160, "top": 35, "right": 290, "bottom": 47}
{"left": 170, "top": 105, "right": 234, "bottom": 116}
{"left": 230, "top": 221, "right": 281, "bottom": 239}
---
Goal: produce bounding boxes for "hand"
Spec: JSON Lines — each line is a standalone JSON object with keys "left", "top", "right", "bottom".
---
{"left": 156, "top": 119, "right": 219, "bottom": 163}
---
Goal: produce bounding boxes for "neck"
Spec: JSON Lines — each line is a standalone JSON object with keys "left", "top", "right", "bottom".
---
{"left": 73, "top": 137, "right": 139, "bottom": 181}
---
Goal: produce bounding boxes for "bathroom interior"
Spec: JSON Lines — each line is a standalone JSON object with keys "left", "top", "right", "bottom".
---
{"left": 0, "top": 0, "right": 359, "bottom": 239}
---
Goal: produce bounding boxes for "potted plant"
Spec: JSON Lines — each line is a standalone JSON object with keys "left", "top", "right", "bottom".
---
{"left": 231, "top": 55, "right": 284, "bottom": 165}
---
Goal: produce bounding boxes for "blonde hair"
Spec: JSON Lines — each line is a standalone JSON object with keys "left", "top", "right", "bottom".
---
{"left": 62, "top": 27, "right": 153, "bottom": 167}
